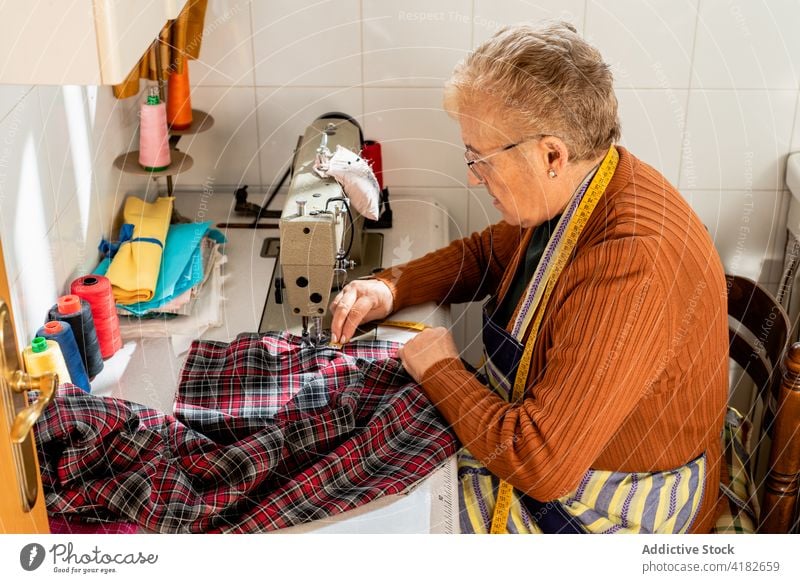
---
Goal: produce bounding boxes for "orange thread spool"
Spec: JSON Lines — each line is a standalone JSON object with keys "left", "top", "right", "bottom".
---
{"left": 167, "top": 62, "right": 193, "bottom": 131}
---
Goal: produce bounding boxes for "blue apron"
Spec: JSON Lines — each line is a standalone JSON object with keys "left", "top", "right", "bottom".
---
{"left": 480, "top": 301, "right": 586, "bottom": 534}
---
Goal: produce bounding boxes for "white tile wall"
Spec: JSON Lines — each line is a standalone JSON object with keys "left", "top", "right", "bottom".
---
{"left": 790, "top": 91, "right": 800, "bottom": 152}
{"left": 680, "top": 90, "right": 796, "bottom": 191}
{"left": 0, "top": 92, "right": 53, "bottom": 287}
{"left": 174, "top": 86, "right": 261, "bottom": 188}
{"left": 692, "top": 0, "right": 800, "bottom": 90}
{"left": 586, "top": 0, "right": 698, "bottom": 89}
{"left": 389, "top": 187, "right": 469, "bottom": 244}
{"left": 37, "top": 87, "right": 84, "bottom": 225}
{"left": 0, "top": 85, "right": 32, "bottom": 121}
{"left": 37, "top": 86, "right": 143, "bottom": 236}
{"left": 0, "top": 85, "right": 148, "bottom": 346}
{"left": 252, "top": 0, "right": 362, "bottom": 87}
{"left": 683, "top": 189, "right": 789, "bottom": 284}
{"left": 362, "top": 0, "right": 472, "bottom": 87}
{"left": 189, "top": 1, "right": 255, "bottom": 87}
{"left": 616, "top": 89, "right": 688, "bottom": 186}
{"left": 771, "top": 191, "right": 792, "bottom": 286}
{"left": 473, "top": 0, "right": 586, "bottom": 45}
{"left": 468, "top": 187, "right": 503, "bottom": 235}
{"left": 363, "top": 88, "right": 463, "bottom": 188}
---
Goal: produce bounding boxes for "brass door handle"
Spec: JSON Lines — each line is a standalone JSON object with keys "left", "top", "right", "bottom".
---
{"left": 7, "top": 371, "right": 57, "bottom": 443}
{"left": 1, "top": 300, "right": 52, "bottom": 512}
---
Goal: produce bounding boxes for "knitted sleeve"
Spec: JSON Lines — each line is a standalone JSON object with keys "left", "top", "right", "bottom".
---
{"left": 418, "top": 237, "right": 669, "bottom": 501}
{"left": 373, "top": 221, "right": 524, "bottom": 310}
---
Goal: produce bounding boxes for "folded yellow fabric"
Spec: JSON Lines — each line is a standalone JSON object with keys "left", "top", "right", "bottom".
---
{"left": 107, "top": 196, "right": 174, "bottom": 304}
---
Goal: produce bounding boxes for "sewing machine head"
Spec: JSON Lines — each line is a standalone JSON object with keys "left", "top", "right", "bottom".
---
{"left": 277, "top": 114, "right": 383, "bottom": 346}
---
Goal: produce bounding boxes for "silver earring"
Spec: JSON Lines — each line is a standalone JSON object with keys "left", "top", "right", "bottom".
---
{"left": 548, "top": 168, "right": 557, "bottom": 178}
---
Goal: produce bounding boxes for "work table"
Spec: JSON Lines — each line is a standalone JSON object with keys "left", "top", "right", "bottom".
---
{"left": 90, "top": 189, "right": 458, "bottom": 533}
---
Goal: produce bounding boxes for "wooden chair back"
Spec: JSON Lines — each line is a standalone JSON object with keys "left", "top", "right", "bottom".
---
{"left": 726, "top": 274, "right": 800, "bottom": 533}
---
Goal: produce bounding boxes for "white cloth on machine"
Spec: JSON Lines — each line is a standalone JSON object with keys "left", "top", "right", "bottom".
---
{"left": 314, "top": 144, "right": 381, "bottom": 220}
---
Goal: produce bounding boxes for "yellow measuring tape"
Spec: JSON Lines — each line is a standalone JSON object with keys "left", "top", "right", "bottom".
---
{"left": 379, "top": 320, "right": 429, "bottom": 332}
{"left": 489, "top": 146, "right": 619, "bottom": 534}
{"left": 329, "top": 320, "right": 428, "bottom": 348}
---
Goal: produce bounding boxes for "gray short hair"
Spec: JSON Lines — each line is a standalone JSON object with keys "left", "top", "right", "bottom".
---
{"left": 444, "top": 21, "right": 621, "bottom": 161}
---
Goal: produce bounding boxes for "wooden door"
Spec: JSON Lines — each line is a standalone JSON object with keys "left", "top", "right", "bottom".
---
{"left": 0, "top": 240, "right": 49, "bottom": 533}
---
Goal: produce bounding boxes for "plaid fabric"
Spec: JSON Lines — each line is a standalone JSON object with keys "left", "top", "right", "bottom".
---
{"left": 35, "top": 332, "right": 458, "bottom": 533}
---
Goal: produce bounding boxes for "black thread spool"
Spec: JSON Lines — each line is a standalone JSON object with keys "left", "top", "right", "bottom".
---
{"left": 47, "top": 294, "right": 104, "bottom": 378}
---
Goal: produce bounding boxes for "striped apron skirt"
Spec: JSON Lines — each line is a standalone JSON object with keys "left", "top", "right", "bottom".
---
{"left": 457, "top": 304, "right": 706, "bottom": 534}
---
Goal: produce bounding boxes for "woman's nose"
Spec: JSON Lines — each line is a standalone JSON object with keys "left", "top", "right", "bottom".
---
{"left": 467, "top": 170, "right": 483, "bottom": 187}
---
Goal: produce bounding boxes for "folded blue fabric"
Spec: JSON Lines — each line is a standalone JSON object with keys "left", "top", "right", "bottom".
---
{"left": 95, "top": 222, "right": 225, "bottom": 316}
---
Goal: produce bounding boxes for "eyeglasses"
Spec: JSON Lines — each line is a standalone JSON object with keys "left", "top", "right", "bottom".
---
{"left": 464, "top": 134, "right": 549, "bottom": 183}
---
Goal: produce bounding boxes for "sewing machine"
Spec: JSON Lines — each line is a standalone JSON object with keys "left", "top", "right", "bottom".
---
{"left": 260, "top": 114, "right": 384, "bottom": 345}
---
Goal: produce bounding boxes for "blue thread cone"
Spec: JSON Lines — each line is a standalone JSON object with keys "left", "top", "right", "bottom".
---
{"left": 37, "top": 320, "right": 90, "bottom": 392}
{"left": 47, "top": 295, "right": 103, "bottom": 378}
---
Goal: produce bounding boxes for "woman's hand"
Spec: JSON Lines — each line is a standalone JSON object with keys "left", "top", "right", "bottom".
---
{"left": 398, "top": 327, "right": 460, "bottom": 383}
{"left": 330, "top": 279, "right": 394, "bottom": 344}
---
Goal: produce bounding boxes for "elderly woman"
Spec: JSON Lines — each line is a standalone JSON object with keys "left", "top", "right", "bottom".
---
{"left": 331, "top": 21, "right": 727, "bottom": 534}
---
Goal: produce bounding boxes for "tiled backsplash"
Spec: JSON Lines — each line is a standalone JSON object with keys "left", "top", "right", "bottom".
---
{"left": 2, "top": 0, "right": 798, "bottom": 356}
{"left": 0, "top": 86, "right": 149, "bottom": 345}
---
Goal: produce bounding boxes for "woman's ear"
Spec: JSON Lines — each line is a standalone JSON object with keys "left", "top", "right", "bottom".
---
{"left": 545, "top": 138, "right": 569, "bottom": 173}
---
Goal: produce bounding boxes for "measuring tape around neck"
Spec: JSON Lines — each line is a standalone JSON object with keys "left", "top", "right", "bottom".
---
{"left": 489, "top": 145, "right": 619, "bottom": 534}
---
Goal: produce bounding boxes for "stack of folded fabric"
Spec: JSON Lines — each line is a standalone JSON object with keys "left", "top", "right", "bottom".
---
{"left": 104, "top": 196, "right": 174, "bottom": 305}
{"left": 96, "top": 196, "right": 226, "bottom": 342}
{"left": 114, "top": 248, "right": 227, "bottom": 356}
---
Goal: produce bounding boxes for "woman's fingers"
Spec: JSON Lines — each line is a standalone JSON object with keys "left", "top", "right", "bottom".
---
{"left": 338, "top": 295, "right": 374, "bottom": 344}
{"left": 330, "top": 286, "right": 359, "bottom": 342}
{"left": 397, "top": 327, "right": 459, "bottom": 382}
{"left": 330, "top": 280, "right": 394, "bottom": 344}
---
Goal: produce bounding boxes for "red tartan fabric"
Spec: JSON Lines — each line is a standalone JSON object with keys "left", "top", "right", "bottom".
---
{"left": 35, "top": 332, "right": 458, "bottom": 533}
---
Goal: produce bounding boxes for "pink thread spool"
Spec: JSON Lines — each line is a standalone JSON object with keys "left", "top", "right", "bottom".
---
{"left": 139, "top": 87, "right": 171, "bottom": 172}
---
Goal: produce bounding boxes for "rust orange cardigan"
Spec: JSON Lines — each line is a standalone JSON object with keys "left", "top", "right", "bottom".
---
{"left": 374, "top": 147, "right": 728, "bottom": 533}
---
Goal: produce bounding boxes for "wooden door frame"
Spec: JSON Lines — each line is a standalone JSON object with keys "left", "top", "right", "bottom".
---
{"left": 0, "top": 238, "right": 49, "bottom": 533}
